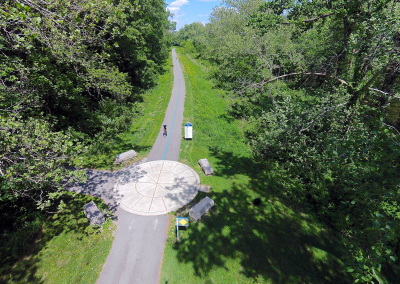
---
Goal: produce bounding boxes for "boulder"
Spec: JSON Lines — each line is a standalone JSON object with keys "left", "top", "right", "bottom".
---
{"left": 199, "top": 185, "right": 211, "bottom": 193}
{"left": 198, "top": 159, "right": 214, "bottom": 175}
{"left": 115, "top": 150, "right": 137, "bottom": 164}
{"left": 83, "top": 201, "right": 105, "bottom": 226}
{"left": 189, "top": 197, "right": 214, "bottom": 221}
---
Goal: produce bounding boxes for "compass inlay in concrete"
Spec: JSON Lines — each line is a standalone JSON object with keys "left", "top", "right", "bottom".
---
{"left": 114, "top": 160, "right": 200, "bottom": 215}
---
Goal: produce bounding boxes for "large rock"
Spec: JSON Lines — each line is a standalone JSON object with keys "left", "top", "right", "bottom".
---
{"left": 198, "top": 159, "right": 214, "bottom": 175}
{"left": 189, "top": 197, "right": 214, "bottom": 221}
{"left": 199, "top": 185, "right": 211, "bottom": 193}
{"left": 115, "top": 150, "right": 137, "bottom": 164}
{"left": 83, "top": 201, "right": 105, "bottom": 226}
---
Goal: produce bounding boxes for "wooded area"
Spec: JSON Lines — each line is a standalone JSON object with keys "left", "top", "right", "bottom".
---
{"left": 0, "top": 0, "right": 173, "bottom": 272}
{"left": 1, "top": 0, "right": 399, "bottom": 282}
{"left": 174, "top": 0, "right": 399, "bottom": 282}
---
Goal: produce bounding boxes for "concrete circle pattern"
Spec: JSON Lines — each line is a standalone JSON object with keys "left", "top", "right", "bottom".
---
{"left": 114, "top": 160, "right": 200, "bottom": 215}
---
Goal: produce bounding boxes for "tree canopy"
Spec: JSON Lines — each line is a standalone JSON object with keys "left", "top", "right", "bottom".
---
{"left": 2, "top": 0, "right": 400, "bottom": 281}
{"left": 0, "top": 0, "right": 171, "bottom": 216}
{"left": 175, "top": 0, "right": 400, "bottom": 281}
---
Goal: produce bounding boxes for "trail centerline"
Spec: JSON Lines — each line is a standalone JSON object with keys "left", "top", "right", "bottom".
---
{"left": 97, "top": 48, "right": 186, "bottom": 284}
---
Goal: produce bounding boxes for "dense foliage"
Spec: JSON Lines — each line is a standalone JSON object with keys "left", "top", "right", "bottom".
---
{"left": 174, "top": 22, "right": 206, "bottom": 56}
{"left": 0, "top": 0, "right": 172, "bottom": 265}
{"left": 175, "top": 0, "right": 400, "bottom": 282}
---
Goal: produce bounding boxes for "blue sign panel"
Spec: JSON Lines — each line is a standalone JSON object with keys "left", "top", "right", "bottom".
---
{"left": 176, "top": 217, "right": 189, "bottom": 227}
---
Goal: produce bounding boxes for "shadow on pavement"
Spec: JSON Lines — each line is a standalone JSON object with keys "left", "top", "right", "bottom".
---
{"left": 65, "top": 169, "right": 119, "bottom": 213}
{"left": 65, "top": 158, "right": 148, "bottom": 214}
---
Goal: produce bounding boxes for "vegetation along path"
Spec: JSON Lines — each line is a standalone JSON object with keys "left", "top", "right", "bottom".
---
{"left": 159, "top": 48, "right": 355, "bottom": 284}
{"left": 68, "top": 48, "right": 187, "bottom": 284}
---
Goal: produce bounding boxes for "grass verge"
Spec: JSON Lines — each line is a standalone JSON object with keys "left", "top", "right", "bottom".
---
{"left": 0, "top": 192, "right": 115, "bottom": 284}
{"left": 160, "top": 48, "right": 353, "bottom": 284}
{"left": 77, "top": 52, "right": 175, "bottom": 170}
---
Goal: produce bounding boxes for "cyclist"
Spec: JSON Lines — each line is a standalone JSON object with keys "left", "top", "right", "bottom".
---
{"left": 163, "top": 124, "right": 167, "bottom": 137}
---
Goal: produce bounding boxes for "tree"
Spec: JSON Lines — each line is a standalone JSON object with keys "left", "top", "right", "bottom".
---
{"left": 175, "top": 22, "right": 207, "bottom": 57}
{"left": 248, "top": 0, "right": 400, "bottom": 108}
{"left": 189, "top": 0, "right": 400, "bottom": 281}
{"left": 244, "top": 1, "right": 400, "bottom": 281}
{"left": 0, "top": 115, "right": 85, "bottom": 210}
{"left": 0, "top": 0, "right": 171, "bottom": 209}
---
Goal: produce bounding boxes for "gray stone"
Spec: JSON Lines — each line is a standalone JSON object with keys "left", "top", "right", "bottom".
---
{"left": 83, "top": 201, "right": 105, "bottom": 226}
{"left": 199, "top": 185, "right": 211, "bottom": 193}
{"left": 115, "top": 150, "right": 137, "bottom": 164}
{"left": 198, "top": 159, "right": 214, "bottom": 175}
{"left": 189, "top": 197, "right": 214, "bottom": 221}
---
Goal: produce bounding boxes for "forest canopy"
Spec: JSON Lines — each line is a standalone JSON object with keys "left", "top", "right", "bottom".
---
{"left": 0, "top": 0, "right": 172, "bottom": 249}
{"left": 1, "top": 0, "right": 400, "bottom": 281}
{"left": 175, "top": 0, "right": 400, "bottom": 282}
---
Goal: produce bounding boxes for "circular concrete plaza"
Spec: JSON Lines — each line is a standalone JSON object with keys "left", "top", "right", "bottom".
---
{"left": 114, "top": 160, "right": 200, "bottom": 215}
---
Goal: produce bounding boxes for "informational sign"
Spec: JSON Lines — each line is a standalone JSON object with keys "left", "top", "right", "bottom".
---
{"left": 176, "top": 217, "right": 189, "bottom": 227}
{"left": 184, "top": 122, "right": 192, "bottom": 140}
{"left": 176, "top": 217, "right": 189, "bottom": 240}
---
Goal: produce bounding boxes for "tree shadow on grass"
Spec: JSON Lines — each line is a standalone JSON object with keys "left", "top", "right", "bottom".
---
{"left": 171, "top": 147, "right": 353, "bottom": 283}
{"left": 174, "top": 185, "right": 351, "bottom": 283}
{"left": 208, "top": 146, "right": 260, "bottom": 178}
{"left": 0, "top": 250, "right": 43, "bottom": 284}
{"left": 218, "top": 113, "right": 235, "bottom": 124}
{"left": 0, "top": 193, "right": 108, "bottom": 284}
{"left": 207, "top": 146, "right": 308, "bottom": 211}
{"left": 44, "top": 193, "right": 110, "bottom": 237}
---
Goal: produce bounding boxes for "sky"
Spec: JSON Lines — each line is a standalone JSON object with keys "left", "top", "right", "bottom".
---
{"left": 165, "top": 0, "right": 222, "bottom": 30}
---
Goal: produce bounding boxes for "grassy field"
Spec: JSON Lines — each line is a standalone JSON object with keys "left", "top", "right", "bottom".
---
{"left": 0, "top": 193, "right": 115, "bottom": 284}
{"left": 160, "top": 48, "right": 353, "bottom": 284}
{"left": 77, "top": 52, "right": 175, "bottom": 170}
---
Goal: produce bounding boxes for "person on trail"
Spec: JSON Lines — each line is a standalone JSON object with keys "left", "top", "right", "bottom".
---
{"left": 163, "top": 124, "right": 167, "bottom": 137}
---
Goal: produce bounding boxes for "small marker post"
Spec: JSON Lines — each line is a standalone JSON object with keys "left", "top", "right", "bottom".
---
{"left": 176, "top": 217, "right": 189, "bottom": 241}
{"left": 176, "top": 221, "right": 179, "bottom": 240}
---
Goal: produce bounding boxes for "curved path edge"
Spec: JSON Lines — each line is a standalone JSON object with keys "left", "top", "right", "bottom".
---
{"left": 96, "top": 48, "right": 187, "bottom": 284}
{"left": 115, "top": 160, "right": 200, "bottom": 216}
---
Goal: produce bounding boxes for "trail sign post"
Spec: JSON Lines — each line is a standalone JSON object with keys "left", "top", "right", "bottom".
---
{"left": 176, "top": 217, "right": 189, "bottom": 240}
{"left": 184, "top": 122, "right": 192, "bottom": 140}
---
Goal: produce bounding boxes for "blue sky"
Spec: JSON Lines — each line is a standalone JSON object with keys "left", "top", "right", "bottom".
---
{"left": 165, "top": 0, "right": 221, "bottom": 30}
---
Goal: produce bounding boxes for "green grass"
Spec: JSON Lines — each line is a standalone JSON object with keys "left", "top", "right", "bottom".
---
{"left": 0, "top": 52, "right": 178, "bottom": 283}
{"left": 0, "top": 51, "right": 177, "bottom": 283}
{"left": 0, "top": 50, "right": 176, "bottom": 283}
{"left": 77, "top": 52, "right": 175, "bottom": 170}
{"left": 160, "top": 48, "right": 353, "bottom": 284}
{"left": 0, "top": 193, "right": 115, "bottom": 284}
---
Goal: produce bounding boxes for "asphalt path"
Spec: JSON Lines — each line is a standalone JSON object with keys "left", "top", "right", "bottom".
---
{"left": 147, "top": 48, "right": 186, "bottom": 162}
{"left": 92, "top": 48, "right": 186, "bottom": 284}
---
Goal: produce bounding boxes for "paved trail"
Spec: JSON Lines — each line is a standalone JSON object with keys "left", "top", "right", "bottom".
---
{"left": 98, "top": 49, "right": 185, "bottom": 284}
{"left": 68, "top": 49, "right": 186, "bottom": 284}
{"left": 147, "top": 48, "right": 186, "bottom": 162}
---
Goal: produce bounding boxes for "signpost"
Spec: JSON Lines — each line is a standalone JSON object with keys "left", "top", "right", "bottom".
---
{"left": 184, "top": 122, "right": 192, "bottom": 140}
{"left": 176, "top": 217, "right": 189, "bottom": 240}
